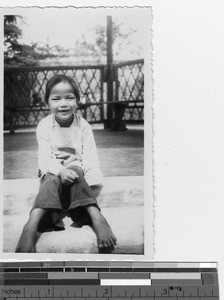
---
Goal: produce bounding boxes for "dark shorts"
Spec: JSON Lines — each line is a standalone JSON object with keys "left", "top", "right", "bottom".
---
{"left": 32, "top": 166, "right": 100, "bottom": 232}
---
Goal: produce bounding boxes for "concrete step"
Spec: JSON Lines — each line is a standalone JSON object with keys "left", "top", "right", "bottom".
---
{"left": 3, "top": 176, "right": 144, "bottom": 254}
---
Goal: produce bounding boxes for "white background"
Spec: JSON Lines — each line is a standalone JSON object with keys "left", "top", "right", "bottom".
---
{"left": 1, "top": 0, "right": 224, "bottom": 298}
{"left": 153, "top": 1, "right": 224, "bottom": 298}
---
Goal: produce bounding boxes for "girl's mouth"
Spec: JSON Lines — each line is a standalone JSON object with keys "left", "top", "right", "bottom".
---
{"left": 58, "top": 109, "right": 70, "bottom": 113}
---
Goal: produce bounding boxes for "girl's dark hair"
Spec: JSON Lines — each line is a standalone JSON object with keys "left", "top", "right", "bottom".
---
{"left": 44, "top": 74, "right": 80, "bottom": 104}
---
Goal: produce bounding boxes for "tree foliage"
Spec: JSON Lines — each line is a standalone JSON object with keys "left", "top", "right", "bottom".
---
{"left": 95, "top": 22, "right": 135, "bottom": 57}
{"left": 73, "top": 22, "right": 138, "bottom": 61}
{"left": 4, "top": 16, "right": 140, "bottom": 66}
{"left": 4, "top": 15, "right": 57, "bottom": 66}
{"left": 4, "top": 15, "right": 39, "bottom": 66}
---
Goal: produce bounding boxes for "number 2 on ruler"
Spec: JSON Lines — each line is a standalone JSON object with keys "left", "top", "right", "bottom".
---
{"left": 104, "top": 288, "right": 109, "bottom": 296}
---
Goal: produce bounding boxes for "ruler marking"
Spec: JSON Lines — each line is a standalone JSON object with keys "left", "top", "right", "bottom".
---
{"left": 0, "top": 263, "right": 219, "bottom": 299}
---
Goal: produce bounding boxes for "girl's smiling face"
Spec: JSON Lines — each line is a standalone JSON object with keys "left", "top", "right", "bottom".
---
{"left": 48, "top": 81, "right": 77, "bottom": 125}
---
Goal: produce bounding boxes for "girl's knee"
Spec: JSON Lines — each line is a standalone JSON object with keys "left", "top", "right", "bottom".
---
{"left": 46, "top": 174, "right": 60, "bottom": 182}
{"left": 91, "top": 185, "right": 103, "bottom": 197}
{"left": 44, "top": 174, "right": 61, "bottom": 184}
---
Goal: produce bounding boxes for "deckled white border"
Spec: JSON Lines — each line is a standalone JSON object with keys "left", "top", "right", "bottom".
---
{"left": 0, "top": 5, "right": 154, "bottom": 261}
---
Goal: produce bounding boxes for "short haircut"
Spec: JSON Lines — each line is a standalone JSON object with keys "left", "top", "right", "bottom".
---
{"left": 44, "top": 74, "right": 80, "bottom": 104}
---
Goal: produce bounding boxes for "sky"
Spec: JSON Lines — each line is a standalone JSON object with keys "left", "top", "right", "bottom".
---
{"left": 13, "top": 7, "right": 151, "bottom": 60}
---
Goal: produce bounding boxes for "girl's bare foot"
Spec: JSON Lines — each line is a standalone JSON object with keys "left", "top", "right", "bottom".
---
{"left": 86, "top": 206, "right": 117, "bottom": 252}
{"left": 15, "top": 223, "right": 37, "bottom": 253}
{"left": 93, "top": 215, "right": 117, "bottom": 253}
{"left": 16, "top": 208, "right": 47, "bottom": 253}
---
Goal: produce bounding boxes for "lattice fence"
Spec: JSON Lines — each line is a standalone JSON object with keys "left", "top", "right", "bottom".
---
{"left": 4, "top": 59, "right": 144, "bottom": 132}
{"left": 115, "top": 59, "right": 144, "bottom": 122}
{"left": 4, "top": 65, "right": 104, "bottom": 130}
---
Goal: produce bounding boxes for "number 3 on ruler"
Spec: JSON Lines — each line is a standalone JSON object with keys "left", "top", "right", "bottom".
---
{"left": 163, "top": 288, "right": 168, "bottom": 295}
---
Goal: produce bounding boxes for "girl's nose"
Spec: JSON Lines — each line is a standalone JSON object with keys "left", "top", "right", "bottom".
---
{"left": 59, "top": 98, "right": 69, "bottom": 106}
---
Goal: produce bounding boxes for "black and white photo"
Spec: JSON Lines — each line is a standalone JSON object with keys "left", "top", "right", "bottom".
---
{"left": 2, "top": 6, "right": 153, "bottom": 260}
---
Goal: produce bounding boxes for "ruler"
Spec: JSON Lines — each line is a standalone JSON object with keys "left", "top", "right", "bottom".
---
{"left": 0, "top": 261, "right": 219, "bottom": 299}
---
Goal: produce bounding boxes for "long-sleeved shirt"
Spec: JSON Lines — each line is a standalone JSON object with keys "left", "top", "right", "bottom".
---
{"left": 36, "top": 113, "right": 103, "bottom": 187}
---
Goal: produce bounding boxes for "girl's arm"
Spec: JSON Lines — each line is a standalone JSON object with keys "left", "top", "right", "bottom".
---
{"left": 81, "top": 120, "right": 103, "bottom": 189}
{"left": 37, "top": 121, "right": 64, "bottom": 176}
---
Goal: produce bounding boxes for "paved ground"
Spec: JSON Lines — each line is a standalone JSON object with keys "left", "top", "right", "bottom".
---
{"left": 3, "top": 127, "right": 147, "bottom": 255}
{"left": 4, "top": 128, "right": 144, "bottom": 179}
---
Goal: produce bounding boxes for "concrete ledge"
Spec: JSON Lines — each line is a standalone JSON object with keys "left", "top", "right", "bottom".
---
{"left": 3, "top": 176, "right": 144, "bottom": 254}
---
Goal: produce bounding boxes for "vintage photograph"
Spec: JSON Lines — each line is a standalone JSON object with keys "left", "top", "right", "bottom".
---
{"left": 2, "top": 7, "right": 153, "bottom": 258}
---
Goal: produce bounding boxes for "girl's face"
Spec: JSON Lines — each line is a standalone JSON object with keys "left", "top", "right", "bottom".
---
{"left": 48, "top": 81, "right": 77, "bottom": 124}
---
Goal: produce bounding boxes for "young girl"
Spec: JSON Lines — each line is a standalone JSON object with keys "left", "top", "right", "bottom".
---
{"left": 15, "top": 74, "right": 117, "bottom": 253}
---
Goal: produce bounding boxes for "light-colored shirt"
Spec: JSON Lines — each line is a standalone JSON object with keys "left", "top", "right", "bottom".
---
{"left": 36, "top": 113, "right": 103, "bottom": 187}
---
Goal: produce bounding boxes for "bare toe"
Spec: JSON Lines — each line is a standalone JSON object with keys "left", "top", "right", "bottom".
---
{"left": 112, "top": 235, "right": 117, "bottom": 244}
{"left": 98, "top": 241, "right": 104, "bottom": 249}
{"left": 104, "top": 241, "right": 109, "bottom": 248}
{"left": 109, "top": 237, "right": 115, "bottom": 246}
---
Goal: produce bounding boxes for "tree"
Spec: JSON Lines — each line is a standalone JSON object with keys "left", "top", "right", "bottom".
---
{"left": 4, "top": 15, "right": 22, "bottom": 64}
{"left": 4, "top": 15, "right": 43, "bottom": 66}
{"left": 73, "top": 21, "right": 139, "bottom": 62}
{"left": 95, "top": 22, "right": 135, "bottom": 57}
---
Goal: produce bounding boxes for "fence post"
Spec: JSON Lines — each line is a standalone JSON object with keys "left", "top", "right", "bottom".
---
{"left": 106, "top": 15, "right": 114, "bottom": 129}
{"left": 9, "top": 109, "right": 15, "bottom": 134}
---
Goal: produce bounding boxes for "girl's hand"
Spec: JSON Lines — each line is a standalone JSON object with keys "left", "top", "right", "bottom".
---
{"left": 59, "top": 168, "right": 78, "bottom": 185}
